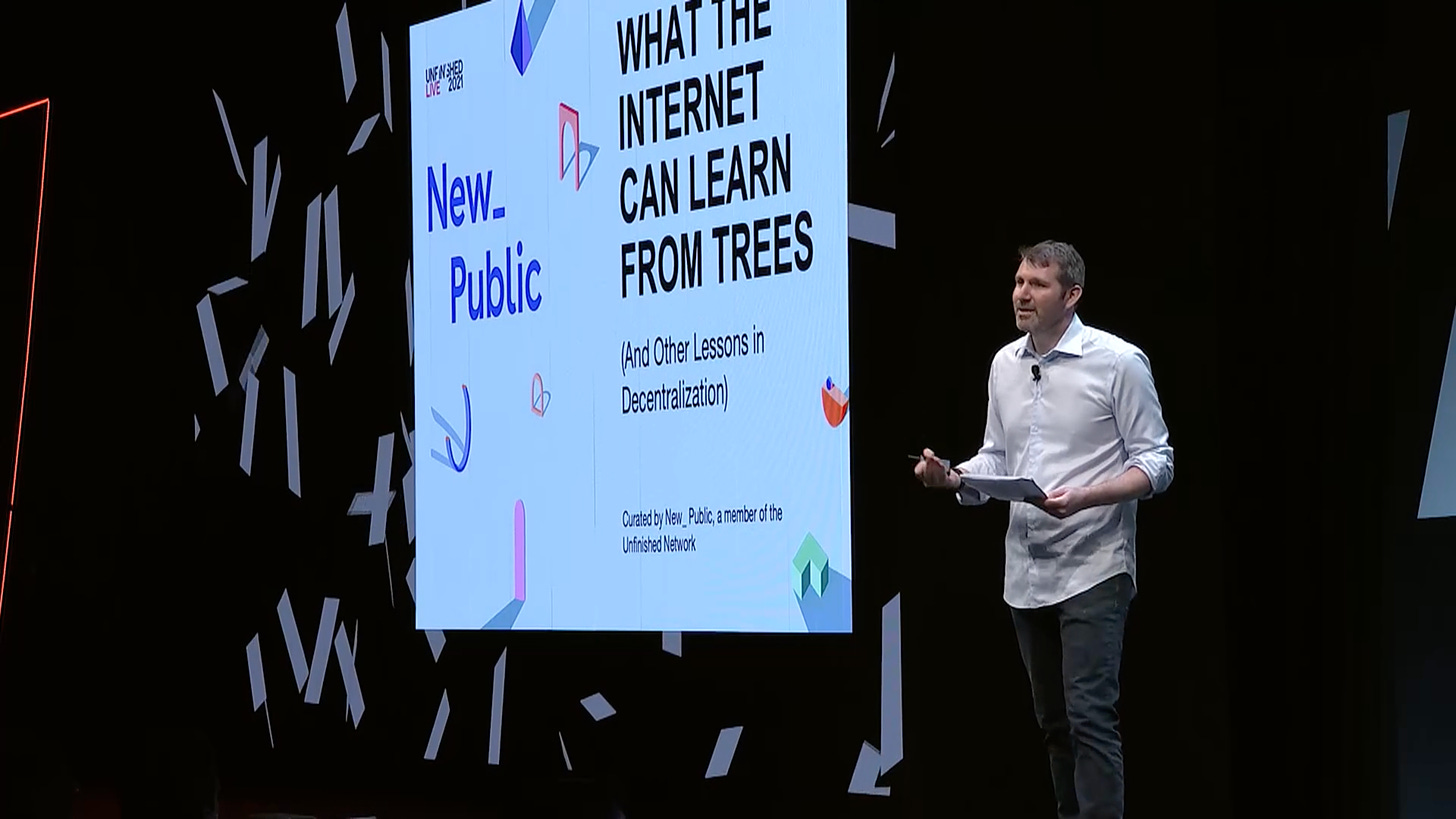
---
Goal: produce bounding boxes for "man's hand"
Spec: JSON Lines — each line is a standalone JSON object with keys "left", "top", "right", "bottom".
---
{"left": 1038, "top": 486, "right": 1092, "bottom": 519}
{"left": 913, "top": 448, "right": 959, "bottom": 490}
{"left": 1037, "top": 468, "right": 1153, "bottom": 518}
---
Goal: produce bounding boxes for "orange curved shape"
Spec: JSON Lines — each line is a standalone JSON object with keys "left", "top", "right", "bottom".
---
{"left": 822, "top": 384, "right": 849, "bottom": 428}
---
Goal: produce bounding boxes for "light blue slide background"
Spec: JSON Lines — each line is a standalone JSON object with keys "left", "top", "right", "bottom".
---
{"left": 411, "top": 0, "right": 849, "bottom": 631}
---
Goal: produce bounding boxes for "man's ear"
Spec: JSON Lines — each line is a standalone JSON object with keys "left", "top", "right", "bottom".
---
{"left": 1065, "top": 284, "right": 1083, "bottom": 310}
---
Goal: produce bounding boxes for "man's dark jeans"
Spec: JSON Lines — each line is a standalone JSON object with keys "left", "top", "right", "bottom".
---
{"left": 1010, "top": 572, "right": 1135, "bottom": 819}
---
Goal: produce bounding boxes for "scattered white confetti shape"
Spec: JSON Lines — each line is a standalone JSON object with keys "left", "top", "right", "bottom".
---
{"left": 325, "top": 188, "right": 343, "bottom": 316}
{"left": 424, "top": 690, "right": 449, "bottom": 760}
{"left": 581, "top": 692, "right": 615, "bottom": 721}
{"left": 328, "top": 274, "right": 356, "bottom": 363}
{"left": 881, "top": 593, "right": 903, "bottom": 773}
{"left": 336, "top": 4, "right": 357, "bottom": 102}
{"left": 250, "top": 137, "right": 281, "bottom": 261}
{"left": 240, "top": 370, "right": 259, "bottom": 475}
{"left": 878, "top": 54, "right": 896, "bottom": 147}
{"left": 489, "top": 648, "right": 507, "bottom": 764}
{"left": 347, "top": 114, "right": 379, "bottom": 155}
{"left": 212, "top": 90, "right": 245, "bottom": 183}
{"left": 302, "top": 189, "right": 344, "bottom": 328}
{"left": 381, "top": 34, "right": 393, "bottom": 132}
{"left": 347, "top": 433, "right": 395, "bottom": 545}
{"left": 276, "top": 590, "right": 339, "bottom": 705}
{"left": 406, "top": 557, "right": 416, "bottom": 604}
{"left": 400, "top": 411, "right": 416, "bottom": 544}
{"left": 196, "top": 295, "right": 227, "bottom": 396}
{"left": 237, "top": 327, "right": 268, "bottom": 388}
{"left": 283, "top": 367, "right": 300, "bottom": 497}
{"left": 848, "top": 203, "right": 896, "bottom": 249}
{"left": 245, "top": 634, "right": 273, "bottom": 747}
{"left": 848, "top": 741, "right": 891, "bottom": 797}
{"left": 208, "top": 276, "right": 247, "bottom": 295}
{"left": 877, "top": 54, "right": 894, "bottom": 130}
{"left": 334, "top": 622, "right": 365, "bottom": 727}
{"left": 404, "top": 261, "right": 414, "bottom": 365}
{"left": 705, "top": 726, "right": 742, "bottom": 778}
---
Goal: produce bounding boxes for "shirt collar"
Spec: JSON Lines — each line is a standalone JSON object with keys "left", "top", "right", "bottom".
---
{"left": 1018, "top": 313, "right": 1087, "bottom": 359}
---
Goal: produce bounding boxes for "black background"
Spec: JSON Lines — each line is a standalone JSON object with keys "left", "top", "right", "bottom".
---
{"left": 0, "top": 100, "right": 45, "bottom": 521}
{"left": 0, "top": 2, "right": 1388, "bottom": 817}
{"left": 1388, "top": 2, "right": 1455, "bottom": 817}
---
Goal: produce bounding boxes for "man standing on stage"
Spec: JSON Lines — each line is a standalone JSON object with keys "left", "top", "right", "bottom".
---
{"left": 914, "top": 241, "right": 1173, "bottom": 819}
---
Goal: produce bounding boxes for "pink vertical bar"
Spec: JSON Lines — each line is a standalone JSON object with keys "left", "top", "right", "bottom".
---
{"left": 558, "top": 103, "right": 580, "bottom": 190}
{"left": 514, "top": 500, "right": 526, "bottom": 601}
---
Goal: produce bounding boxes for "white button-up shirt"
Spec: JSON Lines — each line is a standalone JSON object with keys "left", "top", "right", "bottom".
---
{"left": 954, "top": 314, "right": 1174, "bottom": 609}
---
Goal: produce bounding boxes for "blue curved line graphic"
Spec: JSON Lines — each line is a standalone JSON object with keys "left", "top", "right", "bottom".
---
{"left": 429, "top": 385, "right": 471, "bottom": 472}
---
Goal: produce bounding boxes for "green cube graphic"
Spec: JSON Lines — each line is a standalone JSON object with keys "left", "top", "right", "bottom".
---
{"left": 792, "top": 533, "right": 830, "bottom": 599}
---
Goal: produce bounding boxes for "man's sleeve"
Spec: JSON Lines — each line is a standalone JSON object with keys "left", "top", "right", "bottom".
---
{"left": 1111, "top": 348, "right": 1174, "bottom": 497}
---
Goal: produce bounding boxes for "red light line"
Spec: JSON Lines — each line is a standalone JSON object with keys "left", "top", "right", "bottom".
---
{"left": 0, "top": 98, "right": 47, "bottom": 120}
{"left": 0, "top": 97, "right": 50, "bottom": 623}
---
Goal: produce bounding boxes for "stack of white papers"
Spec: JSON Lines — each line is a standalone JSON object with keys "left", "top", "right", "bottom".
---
{"left": 958, "top": 474, "right": 1047, "bottom": 502}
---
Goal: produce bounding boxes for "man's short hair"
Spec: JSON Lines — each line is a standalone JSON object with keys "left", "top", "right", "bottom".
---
{"left": 1018, "top": 240, "right": 1086, "bottom": 292}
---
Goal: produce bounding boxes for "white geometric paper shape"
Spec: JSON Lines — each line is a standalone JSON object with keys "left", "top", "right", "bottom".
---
{"left": 1389, "top": 109, "right": 1410, "bottom": 228}
{"left": 404, "top": 260, "right": 414, "bottom": 365}
{"left": 246, "top": 633, "right": 267, "bottom": 711}
{"left": 324, "top": 188, "right": 343, "bottom": 316}
{"left": 328, "top": 274, "right": 356, "bottom": 363}
{"left": 283, "top": 367, "right": 301, "bottom": 497}
{"left": 880, "top": 593, "right": 903, "bottom": 773}
{"left": 302, "top": 188, "right": 343, "bottom": 327}
{"left": 250, "top": 137, "right": 282, "bottom": 261}
{"left": 303, "top": 598, "right": 340, "bottom": 705}
{"left": 238, "top": 327, "right": 268, "bottom": 389}
{"left": 1419, "top": 306, "right": 1456, "bottom": 519}
{"left": 347, "top": 114, "right": 379, "bottom": 155}
{"left": 347, "top": 433, "right": 395, "bottom": 545}
{"left": 877, "top": 53, "right": 894, "bottom": 132}
{"left": 302, "top": 194, "right": 322, "bottom": 327}
{"left": 334, "top": 622, "right": 365, "bottom": 727}
{"left": 336, "top": 4, "right": 357, "bottom": 102}
{"left": 381, "top": 34, "right": 394, "bottom": 132}
{"left": 240, "top": 370, "right": 259, "bottom": 475}
{"left": 277, "top": 590, "right": 309, "bottom": 691}
{"left": 208, "top": 276, "right": 248, "bottom": 295}
{"left": 245, "top": 633, "right": 274, "bottom": 747}
{"left": 848, "top": 203, "right": 896, "bottom": 249}
{"left": 400, "top": 413, "right": 414, "bottom": 463}
{"left": 489, "top": 647, "right": 507, "bottom": 765}
{"left": 848, "top": 741, "right": 891, "bottom": 796}
{"left": 275, "top": 590, "right": 339, "bottom": 704}
{"left": 196, "top": 295, "right": 227, "bottom": 396}
{"left": 401, "top": 466, "right": 415, "bottom": 544}
{"left": 580, "top": 692, "right": 615, "bottom": 721}
{"left": 705, "top": 726, "right": 742, "bottom": 779}
{"left": 425, "top": 690, "right": 450, "bottom": 760}
{"left": 212, "top": 90, "right": 245, "bottom": 184}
